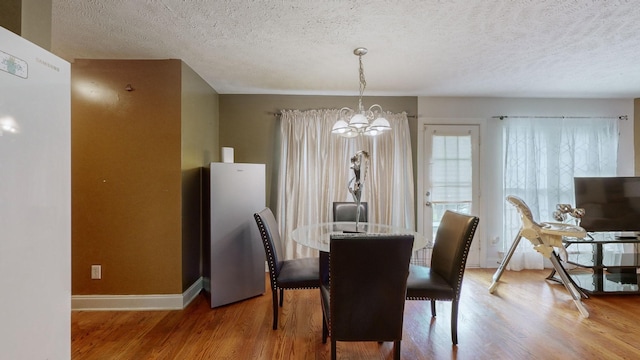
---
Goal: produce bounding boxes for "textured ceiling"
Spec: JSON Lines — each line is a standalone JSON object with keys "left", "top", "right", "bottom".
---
{"left": 51, "top": 0, "right": 640, "bottom": 98}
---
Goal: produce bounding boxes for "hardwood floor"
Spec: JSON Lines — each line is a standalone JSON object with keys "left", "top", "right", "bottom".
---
{"left": 72, "top": 269, "right": 640, "bottom": 359}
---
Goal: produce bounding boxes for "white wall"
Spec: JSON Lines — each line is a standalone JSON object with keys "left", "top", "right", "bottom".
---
{"left": 0, "top": 27, "right": 71, "bottom": 359}
{"left": 417, "top": 97, "right": 634, "bottom": 267}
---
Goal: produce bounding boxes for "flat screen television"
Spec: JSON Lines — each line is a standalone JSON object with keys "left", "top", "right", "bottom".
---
{"left": 574, "top": 176, "right": 640, "bottom": 233}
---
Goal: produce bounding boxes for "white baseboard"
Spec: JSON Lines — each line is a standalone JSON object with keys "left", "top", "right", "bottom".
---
{"left": 486, "top": 256, "right": 502, "bottom": 268}
{"left": 182, "top": 277, "right": 203, "bottom": 308}
{"left": 72, "top": 277, "right": 204, "bottom": 311}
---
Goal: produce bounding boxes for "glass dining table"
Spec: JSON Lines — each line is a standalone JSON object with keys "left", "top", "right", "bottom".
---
{"left": 291, "top": 221, "right": 431, "bottom": 252}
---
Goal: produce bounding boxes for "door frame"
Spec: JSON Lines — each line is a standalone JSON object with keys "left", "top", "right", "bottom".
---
{"left": 417, "top": 117, "right": 486, "bottom": 267}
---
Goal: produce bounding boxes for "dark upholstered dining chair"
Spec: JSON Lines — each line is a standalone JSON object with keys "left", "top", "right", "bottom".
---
{"left": 254, "top": 207, "right": 319, "bottom": 330}
{"left": 321, "top": 233, "right": 414, "bottom": 360}
{"left": 405, "top": 210, "right": 479, "bottom": 345}
{"left": 332, "top": 201, "right": 368, "bottom": 222}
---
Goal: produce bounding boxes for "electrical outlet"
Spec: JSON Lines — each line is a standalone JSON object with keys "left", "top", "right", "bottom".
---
{"left": 91, "top": 265, "right": 102, "bottom": 280}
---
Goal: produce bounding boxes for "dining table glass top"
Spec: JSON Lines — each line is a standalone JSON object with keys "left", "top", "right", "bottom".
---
{"left": 291, "top": 221, "right": 430, "bottom": 252}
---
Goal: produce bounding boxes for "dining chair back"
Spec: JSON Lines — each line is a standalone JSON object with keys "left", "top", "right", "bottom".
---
{"left": 332, "top": 202, "right": 368, "bottom": 222}
{"left": 405, "top": 210, "right": 479, "bottom": 345}
{"left": 321, "top": 233, "right": 414, "bottom": 360}
{"left": 254, "top": 207, "right": 319, "bottom": 329}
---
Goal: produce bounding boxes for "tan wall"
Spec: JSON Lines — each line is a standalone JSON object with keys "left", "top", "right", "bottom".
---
{"left": 0, "top": 0, "right": 22, "bottom": 36}
{"left": 20, "top": 0, "right": 52, "bottom": 49}
{"left": 218, "top": 95, "right": 418, "bottom": 212}
{"left": 72, "top": 59, "right": 183, "bottom": 295}
{"left": 180, "top": 62, "right": 219, "bottom": 292}
{"left": 0, "top": 0, "right": 52, "bottom": 49}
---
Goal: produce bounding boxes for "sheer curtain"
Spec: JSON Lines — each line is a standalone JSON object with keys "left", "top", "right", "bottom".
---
{"left": 277, "top": 109, "right": 414, "bottom": 260}
{"left": 502, "top": 117, "right": 619, "bottom": 270}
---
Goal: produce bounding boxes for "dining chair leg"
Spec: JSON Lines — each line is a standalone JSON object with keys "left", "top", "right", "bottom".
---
{"left": 331, "top": 340, "right": 337, "bottom": 360}
{"left": 322, "top": 314, "right": 328, "bottom": 343}
{"left": 430, "top": 300, "right": 436, "bottom": 317}
{"left": 271, "top": 291, "right": 278, "bottom": 330}
{"left": 393, "top": 340, "right": 401, "bottom": 360}
{"left": 279, "top": 289, "right": 284, "bottom": 307}
{"left": 451, "top": 300, "right": 459, "bottom": 345}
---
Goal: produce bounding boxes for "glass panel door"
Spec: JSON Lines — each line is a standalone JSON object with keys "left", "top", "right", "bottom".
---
{"left": 423, "top": 125, "right": 480, "bottom": 266}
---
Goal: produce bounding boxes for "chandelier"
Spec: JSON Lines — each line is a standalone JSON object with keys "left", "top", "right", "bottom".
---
{"left": 331, "top": 48, "right": 391, "bottom": 138}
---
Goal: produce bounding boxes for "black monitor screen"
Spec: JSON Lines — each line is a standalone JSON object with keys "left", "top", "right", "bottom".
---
{"left": 574, "top": 176, "right": 640, "bottom": 232}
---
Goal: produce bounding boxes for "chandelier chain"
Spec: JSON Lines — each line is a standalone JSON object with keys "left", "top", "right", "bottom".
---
{"left": 358, "top": 54, "right": 366, "bottom": 113}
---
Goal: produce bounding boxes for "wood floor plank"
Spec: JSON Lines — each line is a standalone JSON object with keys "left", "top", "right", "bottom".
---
{"left": 72, "top": 269, "right": 640, "bottom": 359}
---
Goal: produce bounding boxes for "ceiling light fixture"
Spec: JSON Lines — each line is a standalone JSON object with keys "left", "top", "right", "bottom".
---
{"left": 331, "top": 47, "right": 391, "bottom": 138}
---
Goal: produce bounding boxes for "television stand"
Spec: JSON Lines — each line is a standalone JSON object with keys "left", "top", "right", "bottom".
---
{"left": 557, "top": 232, "right": 640, "bottom": 295}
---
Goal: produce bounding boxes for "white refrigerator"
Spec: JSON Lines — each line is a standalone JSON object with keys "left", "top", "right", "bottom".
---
{"left": 0, "top": 27, "right": 71, "bottom": 359}
{"left": 204, "top": 162, "right": 266, "bottom": 307}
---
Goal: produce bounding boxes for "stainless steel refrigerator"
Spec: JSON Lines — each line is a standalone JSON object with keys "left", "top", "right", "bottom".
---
{"left": 203, "top": 162, "right": 266, "bottom": 307}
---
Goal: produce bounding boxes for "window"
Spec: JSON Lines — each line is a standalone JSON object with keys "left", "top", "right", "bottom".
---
{"left": 502, "top": 117, "right": 618, "bottom": 269}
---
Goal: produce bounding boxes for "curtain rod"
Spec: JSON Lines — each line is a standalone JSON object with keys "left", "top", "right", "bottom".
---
{"left": 269, "top": 111, "right": 417, "bottom": 119}
{"left": 493, "top": 115, "right": 628, "bottom": 121}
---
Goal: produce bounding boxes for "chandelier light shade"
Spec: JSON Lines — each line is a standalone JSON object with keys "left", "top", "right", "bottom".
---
{"left": 331, "top": 47, "right": 391, "bottom": 138}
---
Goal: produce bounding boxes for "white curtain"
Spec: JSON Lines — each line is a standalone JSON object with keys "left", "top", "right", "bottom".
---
{"left": 502, "top": 117, "right": 619, "bottom": 270}
{"left": 276, "top": 109, "right": 415, "bottom": 260}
